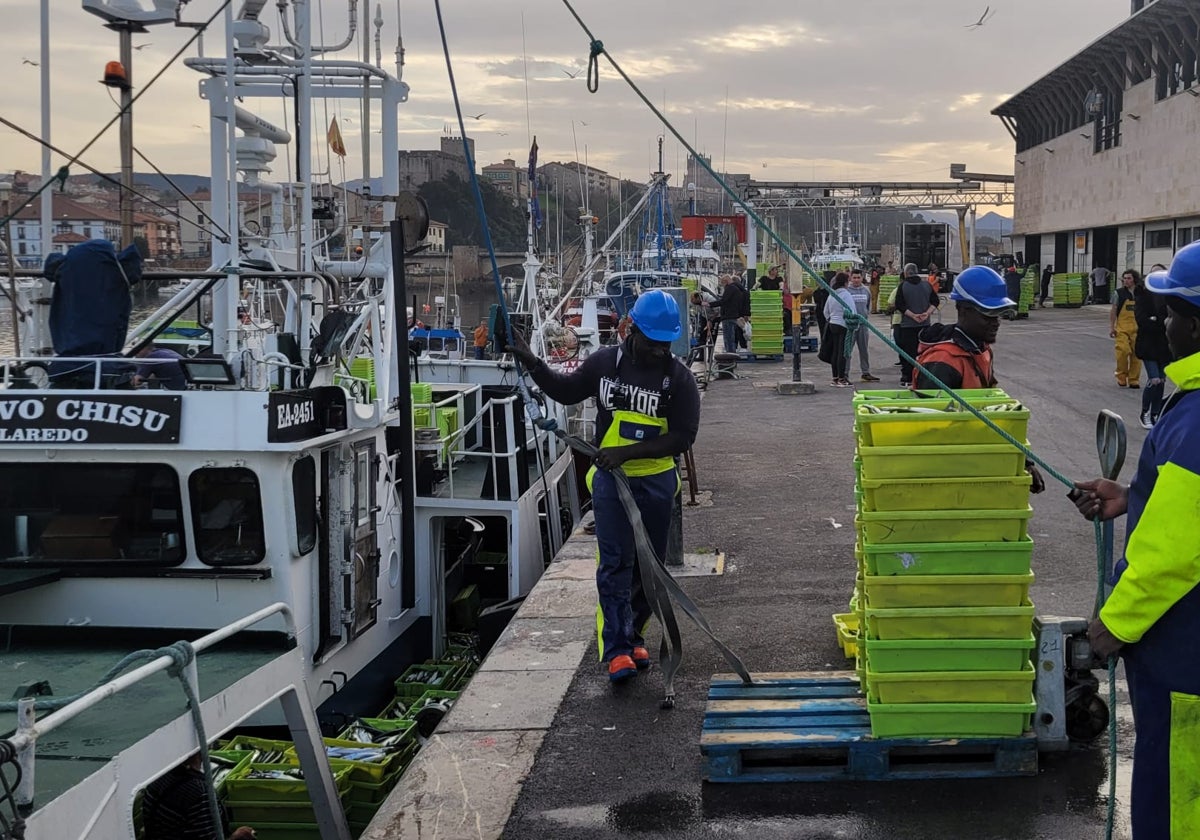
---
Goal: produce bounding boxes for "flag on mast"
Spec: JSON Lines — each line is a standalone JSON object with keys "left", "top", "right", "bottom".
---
{"left": 327, "top": 117, "right": 347, "bottom": 158}
{"left": 528, "top": 137, "right": 542, "bottom": 230}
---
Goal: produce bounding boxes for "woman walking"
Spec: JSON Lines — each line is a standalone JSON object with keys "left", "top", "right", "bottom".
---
{"left": 823, "top": 271, "right": 856, "bottom": 388}
{"left": 1111, "top": 269, "right": 1141, "bottom": 388}
{"left": 1133, "top": 268, "right": 1172, "bottom": 428}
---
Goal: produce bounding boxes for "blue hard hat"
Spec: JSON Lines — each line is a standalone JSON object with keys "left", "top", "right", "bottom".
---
{"left": 629, "top": 289, "right": 682, "bottom": 342}
{"left": 951, "top": 265, "right": 1016, "bottom": 314}
{"left": 1146, "top": 241, "right": 1200, "bottom": 304}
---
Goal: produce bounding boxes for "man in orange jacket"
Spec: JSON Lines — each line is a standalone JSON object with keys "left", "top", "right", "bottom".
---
{"left": 913, "top": 265, "right": 1046, "bottom": 493}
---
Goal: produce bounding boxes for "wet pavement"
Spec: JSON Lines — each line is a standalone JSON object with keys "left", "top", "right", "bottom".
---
{"left": 503, "top": 306, "right": 1137, "bottom": 840}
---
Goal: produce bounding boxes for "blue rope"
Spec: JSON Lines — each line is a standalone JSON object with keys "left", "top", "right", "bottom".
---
{"left": 432, "top": 0, "right": 554, "bottom": 431}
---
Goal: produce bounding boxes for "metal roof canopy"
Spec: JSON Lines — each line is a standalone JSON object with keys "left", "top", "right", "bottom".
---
{"left": 742, "top": 167, "right": 1013, "bottom": 211}
{"left": 992, "top": 0, "right": 1199, "bottom": 151}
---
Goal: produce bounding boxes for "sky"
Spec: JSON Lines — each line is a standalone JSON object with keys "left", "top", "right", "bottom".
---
{"left": 0, "top": 0, "right": 1131, "bottom": 212}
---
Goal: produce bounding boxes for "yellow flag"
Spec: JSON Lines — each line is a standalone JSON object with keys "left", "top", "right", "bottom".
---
{"left": 327, "top": 117, "right": 347, "bottom": 158}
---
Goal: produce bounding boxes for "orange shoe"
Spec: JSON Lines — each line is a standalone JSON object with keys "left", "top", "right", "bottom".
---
{"left": 632, "top": 646, "right": 651, "bottom": 670}
{"left": 608, "top": 654, "right": 637, "bottom": 683}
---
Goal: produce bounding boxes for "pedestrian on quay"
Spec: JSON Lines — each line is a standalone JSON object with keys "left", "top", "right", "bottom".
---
{"left": 508, "top": 290, "right": 701, "bottom": 684}
{"left": 1090, "top": 264, "right": 1112, "bottom": 305}
{"left": 1135, "top": 267, "right": 1174, "bottom": 429}
{"left": 847, "top": 269, "right": 879, "bottom": 382}
{"left": 1071, "top": 240, "right": 1200, "bottom": 840}
{"left": 472, "top": 317, "right": 490, "bottom": 360}
{"left": 868, "top": 266, "right": 882, "bottom": 314}
{"left": 1040, "top": 264, "right": 1054, "bottom": 308}
{"left": 717, "top": 273, "right": 743, "bottom": 353}
{"left": 1112, "top": 269, "right": 1141, "bottom": 388}
{"left": 912, "top": 265, "right": 1046, "bottom": 493}
{"left": 758, "top": 265, "right": 783, "bottom": 291}
{"left": 889, "top": 263, "right": 939, "bottom": 386}
{"left": 886, "top": 285, "right": 903, "bottom": 371}
{"left": 822, "top": 271, "right": 856, "bottom": 388}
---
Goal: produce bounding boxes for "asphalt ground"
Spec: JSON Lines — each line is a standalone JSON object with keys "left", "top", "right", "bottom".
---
{"left": 503, "top": 304, "right": 1142, "bottom": 840}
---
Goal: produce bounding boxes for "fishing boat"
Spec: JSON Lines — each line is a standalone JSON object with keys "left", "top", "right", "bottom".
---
{"left": 0, "top": 3, "right": 579, "bottom": 838}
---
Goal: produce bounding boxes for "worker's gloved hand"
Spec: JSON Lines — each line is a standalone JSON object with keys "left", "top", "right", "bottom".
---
{"left": 594, "top": 447, "right": 629, "bottom": 472}
{"left": 1070, "top": 478, "right": 1129, "bottom": 521}
{"left": 1025, "top": 460, "right": 1046, "bottom": 494}
{"left": 1088, "top": 617, "right": 1124, "bottom": 660}
{"left": 506, "top": 330, "right": 540, "bottom": 370}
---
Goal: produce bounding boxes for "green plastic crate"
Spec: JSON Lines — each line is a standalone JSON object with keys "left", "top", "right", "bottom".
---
{"left": 865, "top": 661, "right": 1035, "bottom": 704}
{"left": 864, "top": 633, "right": 1036, "bottom": 673}
{"left": 224, "top": 761, "right": 352, "bottom": 803}
{"left": 867, "top": 696, "right": 1036, "bottom": 738}
{"left": 286, "top": 738, "right": 411, "bottom": 784}
{"left": 405, "top": 689, "right": 461, "bottom": 719}
{"left": 855, "top": 405, "right": 1029, "bottom": 448}
{"left": 856, "top": 507, "right": 1032, "bottom": 545}
{"left": 833, "top": 612, "right": 859, "bottom": 659}
{"left": 862, "top": 572, "right": 1034, "bottom": 608}
{"left": 337, "top": 717, "right": 418, "bottom": 746}
{"left": 242, "top": 823, "right": 323, "bottom": 840}
{"left": 227, "top": 800, "right": 333, "bottom": 826}
{"left": 858, "top": 443, "right": 1027, "bottom": 480}
{"left": 216, "top": 736, "right": 293, "bottom": 762}
{"left": 346, "top": 762, "right": 410, "bottom": 806}
{"left": 853, "top": 388, "right": 1009, "bottom": 406}
{"left": 394, "top": 662, "right": 466, "bottom": 698}
{"left": 863, "top": 599, "right": 1035, "bottom": 640}
{"left": 859, "top": 474, "right": 1031, "bottom": 512}
{"left": 861, "top": 538, "right": 1034, "bottom": 576}
{"left": 209, "top": 750, "right": 255, "bottom": 794}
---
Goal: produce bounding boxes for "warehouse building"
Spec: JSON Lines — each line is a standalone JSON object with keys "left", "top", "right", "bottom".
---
{"left": 992, "top": 0, "right": 1200, "bottom": 275}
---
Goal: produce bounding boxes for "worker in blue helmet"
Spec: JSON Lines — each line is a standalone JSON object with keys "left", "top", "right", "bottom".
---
{"left": 913, "top": 265, "right": 1045, "bottom": 492}
{"left": 509, "top": 289, "right": 701, "bottom": 683}
{"left": 1073, "top": 240, "right": 1200, "bottom": 839}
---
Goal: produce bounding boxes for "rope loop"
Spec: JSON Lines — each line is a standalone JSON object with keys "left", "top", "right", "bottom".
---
{"left": 586, "top": 40, "right": 603, "bottom": 92}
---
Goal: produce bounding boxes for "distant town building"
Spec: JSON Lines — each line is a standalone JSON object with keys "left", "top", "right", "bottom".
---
{"left": 175, "top": 191, "right": 270, "bottom": 258}
{"left": 397, "top": 136, "right": 476, "bottom": 193}
{"left": 9, "top": 195, "right": 121, "bottom": 266}
{"left": 537, "top": 161, "right": 620, "bottom": 208}
{"left": 481, "top": 158, "right": 528, "bottom": 201}
{"left": 426, "top": 220, "right": 448, "bottom": 253}
{"left": 994, "top": 0, "right": 1197, "bottom": 275}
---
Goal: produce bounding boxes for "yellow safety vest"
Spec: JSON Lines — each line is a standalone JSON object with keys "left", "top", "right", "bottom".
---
{"left": 586, "top": 360, "right": 678, "bottom": 490}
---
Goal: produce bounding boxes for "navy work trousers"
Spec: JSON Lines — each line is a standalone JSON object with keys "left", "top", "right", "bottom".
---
{"left": 591, "top": 467, "right": 677, "bottom": 662}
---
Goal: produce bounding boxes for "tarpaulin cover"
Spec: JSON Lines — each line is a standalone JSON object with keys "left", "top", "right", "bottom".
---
{"left": 45, "top": 239, "right": 142, "bottom": 356}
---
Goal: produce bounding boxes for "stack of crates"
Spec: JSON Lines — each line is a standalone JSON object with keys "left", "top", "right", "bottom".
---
{"left": 411, "top": 382, "right": 434, "bottom": 428}
{"left": 331, "top": 718, "right": 421, "bottom": 834}
{"left": 223, "top": 757, "right": 356, "bottom": 840}
{"left": 876, "top": 275, "right": 900, "bottom": 312}
{"left": 843, "top": 388, "right": 1038, "bottom": 739}
{"left": 1018, "top": 268, "right": 1038, "bottom": 318}
{"left": 1051, "top": 273, "right": 1085, "bottom": 307}
{"left": 749, "top": 290, "right": 784, "bottom": 356}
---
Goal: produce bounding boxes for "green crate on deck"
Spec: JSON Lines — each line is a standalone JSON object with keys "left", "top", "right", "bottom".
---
{"left": 338, "top": 717, "right": 418, "bottom": 745}
{"left": 862, "top": 572, "right": 1034, "bottom": 608}
{"left": 867, "top": 697, "right": 1036, "bottom": 738}
{"left": 286, "top": 738, "right": 412, "bottom": 784}
{"left": 216, "top": 736, "right": 293, "bottom": 762}
{"left": 863, "top": 599, "right": 1035, "bottom": 640}
{"left": 345, "top": 763, "right": 409, "bottom": 806}
{"left": 209, "top": 750, "right": 255, "bottom": 794}
{"left": 411, "top": 382, "right": 432, "bottom": 404}
{"left": 858, "top": 443, "right": 1027, "bottom": 480}
{"left": 864, "top": 633, "right": 1035, "bottom": 673}
{"left": 225, "top": 760, "right": 353, "bottom": 803}
{"left": 394, "top": 662, "right": 467, "bottom": 698}
{"left": 860, "top": 538, "right": 1034, "bottom": 576}
{"left": 865, "top": 661, "right": 1035, "bottom": 704}
{"left": 239, "top": 822, "right": 323, "bottom": 840}
{"left": 405, "top": 689, "right": 461, "bottom": 721}
{"left": 858, "top": 475, "right": 1031, "bottom": 512}
{"left": 856, "top": 507, "right": 1032, "bottom": 544}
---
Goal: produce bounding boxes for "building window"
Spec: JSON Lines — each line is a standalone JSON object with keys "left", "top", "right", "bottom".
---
{"left": 188, "top": 467, "right": 265, "bottom": 566}
{"left": 1179, "top": 227, "right": 1199, "bottom": 248}
{"left": 1145, "top": 229, "right": 1173, "bottom": 250}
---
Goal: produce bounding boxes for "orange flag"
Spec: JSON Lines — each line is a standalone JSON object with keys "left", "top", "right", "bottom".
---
{"left": 327, "top": 117, "right": 347, "bottom": 158}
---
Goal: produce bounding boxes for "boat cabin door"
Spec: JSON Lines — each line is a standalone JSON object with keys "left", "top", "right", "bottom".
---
{"left": 349, "top": 440, "right": 381, "bottom": 637}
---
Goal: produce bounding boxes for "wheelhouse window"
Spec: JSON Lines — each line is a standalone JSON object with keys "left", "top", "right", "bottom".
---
{"left": 292, "top": 455, "right": 317, "bottom": 555}
{"left": 189, "top": 467, "right": 265, "bottom": 566}
{"left": 0, "top": 463, "right": 183, "bottom": 566}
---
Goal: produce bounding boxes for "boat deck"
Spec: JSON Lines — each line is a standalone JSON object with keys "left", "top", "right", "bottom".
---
{"left": 0, "top": 627, "right": 289, "bottom": 804}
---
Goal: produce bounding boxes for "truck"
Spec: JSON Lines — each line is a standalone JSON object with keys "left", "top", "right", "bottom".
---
{"left": 902, "top": 223, "right": 963, "bottom": 289}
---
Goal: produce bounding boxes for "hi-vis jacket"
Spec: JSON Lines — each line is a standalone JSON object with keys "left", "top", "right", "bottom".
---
{"left": 527, "top": 343, "right": 701, "bottom": 478}
{"left": 913, "top": 324, "right": 998, "bottom": 390}
{"left": 1102, "top": 350, "right": 1200, "bottom": 645}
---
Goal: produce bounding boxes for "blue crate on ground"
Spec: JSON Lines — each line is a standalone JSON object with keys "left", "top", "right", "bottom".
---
{"left": 701, "top": 671, "right": 1038, "bottom": 783}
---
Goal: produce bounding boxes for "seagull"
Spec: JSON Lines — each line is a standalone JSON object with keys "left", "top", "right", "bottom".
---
{"left": 133, "top": 43, "right": 152, "bottom": 51}
{"left": 468, "top": 113, "right": 486, "bottom": 120}
{"left": 497, "top": 131, "right": 508, "bottom": 136}
{"left": 964, "top": 6, "right": 996, "bottom": 28}
{"left": 562, "top": 67, "right": 582, "bottom": 79}
{"left": 579, "top": 120, "right": 589, "bottom": 126}
{"left": 21, "top": 58, "right": 38, "bottom": 66}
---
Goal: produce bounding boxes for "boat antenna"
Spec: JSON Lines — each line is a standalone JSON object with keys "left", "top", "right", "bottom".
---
{"left": 720, "top": 85, "right": 729, "bottom": 213}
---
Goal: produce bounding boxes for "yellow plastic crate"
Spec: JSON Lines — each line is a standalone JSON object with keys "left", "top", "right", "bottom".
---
{"left": 859, "top": 475, "right": 1031, "bottom": 512}
{"left": 833, "top": 612, "right": 859, "bottom": 659}
{"left": 861, "top": 539, "right": 1034, "bottom": 576}
{"left": 863, "top": 572, "right": 1034, "bottom": 608}
{"left": 867, "top": 697, "right": 1035, "bottom": 738}
{"left": 858, "top": 443, "right": 1027, "bottom": 480}
{"left": 865, "top": 661, "right": 1035, "bottom": 704}
{"left": 854, "top": 388, "right": 1009, "bottom": 405}
{"left": 855, "top": 404, "right": 1028, "bottom": 447}
{"left": 857, "top": 507, "right": 1032, "bottom": 545}
{"left": 863, "top": 599, "right": 1035, "bottom": 640}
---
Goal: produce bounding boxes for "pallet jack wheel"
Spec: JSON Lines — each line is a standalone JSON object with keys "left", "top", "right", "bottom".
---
{"left": 1066, "top": 693, "right": 1110, "bottom": 742}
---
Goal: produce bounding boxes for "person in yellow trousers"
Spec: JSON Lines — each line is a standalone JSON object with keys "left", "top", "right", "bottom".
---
{"left": 1112, "top": 269, "right": 1141, "bottom": 388}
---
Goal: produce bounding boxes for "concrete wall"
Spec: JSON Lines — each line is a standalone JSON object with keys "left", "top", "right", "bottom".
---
{"left": 1013, "top": 78, "right": 1200, "bottom": 235}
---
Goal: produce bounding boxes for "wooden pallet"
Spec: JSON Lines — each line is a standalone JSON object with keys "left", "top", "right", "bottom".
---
{"left": 702, "top": 671, "right": 1038, "bottom": 783}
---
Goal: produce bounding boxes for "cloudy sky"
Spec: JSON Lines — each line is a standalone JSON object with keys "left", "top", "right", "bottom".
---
{"left": 1, "top": 0, "right": 1129, "bottom": 207}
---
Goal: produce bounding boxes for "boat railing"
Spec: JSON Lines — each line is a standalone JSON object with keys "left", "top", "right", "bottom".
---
{"left": 6, "top": 601, "right": 297, "bottom": 809}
